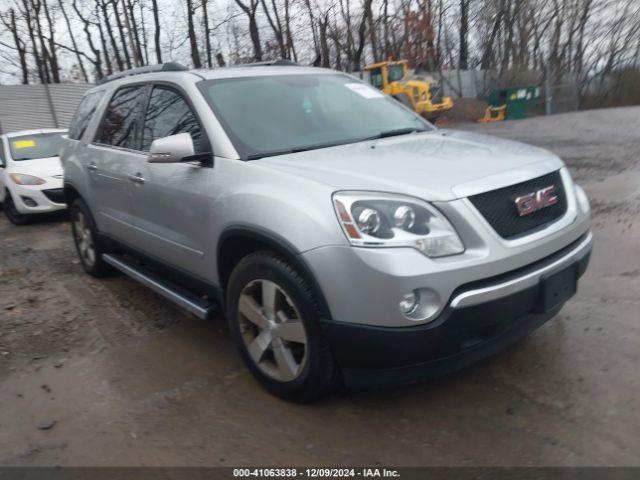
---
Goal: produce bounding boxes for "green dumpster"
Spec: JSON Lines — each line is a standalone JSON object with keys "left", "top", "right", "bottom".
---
{"left": 487, "top": 85, "right": 540, "bottom": 120}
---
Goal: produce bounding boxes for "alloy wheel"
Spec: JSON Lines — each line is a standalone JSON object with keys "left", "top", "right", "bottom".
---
{"left": 74, "top": 209, "right": 95, "bottom": 267}
{"left": 238, "top": 279, "right": 308, "bottom": 382}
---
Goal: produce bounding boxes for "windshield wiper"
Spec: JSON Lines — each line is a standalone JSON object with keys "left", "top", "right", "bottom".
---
{"left": 246, "top": 150, "right": 295, "bottom": 160}
{"left": 364, "top": 127, "right": 429, "bottom": 141}
{"left": 246, "top": 140, "right": 356, "bottom": 160}
{"left": 245, "top": 128, "right": 429, "bottom": 160}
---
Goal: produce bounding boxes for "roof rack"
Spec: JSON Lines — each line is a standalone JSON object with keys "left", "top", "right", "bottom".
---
{"left": 97, "top": 63, "right": 188, "bottom": 85}
{"left": 243, "top": 59, "right": 298, "bottom": 67}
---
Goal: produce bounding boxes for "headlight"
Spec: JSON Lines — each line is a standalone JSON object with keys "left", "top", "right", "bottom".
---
{"left": 9, "top": 173, "right": 46, "bottom": 185}
{"left": 333, "top": 192, "right": 465, "bottom": 257}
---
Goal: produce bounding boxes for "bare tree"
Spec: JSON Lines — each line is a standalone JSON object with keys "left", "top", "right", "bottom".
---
{"left": 186, "top": 0, "right": 202, "bottom": 67}
{"left": 150, "top": 0, "right": 162, "bottom": 63}
{"left": 58, "top": 0, "right": 88, "bottom": 81}
{"left": 458, "top": 0, "right": 470, "bottom": 69}
{"left": 111, "top": 0, "right": 132, "bottom": 69}
{"left": 0, "top": 7, "right": 29, "bottom": 83}
{"left": 202, "top": 0, "right": 213, "bottom": 67}
{"left": 98, "top": 0, "right": 124, "bottom": 71}
{"left": 72, "top": 0, "right": 104, "bottom": 79}
{"left": 233, "top": 0, "right": 263, "bottom": 61}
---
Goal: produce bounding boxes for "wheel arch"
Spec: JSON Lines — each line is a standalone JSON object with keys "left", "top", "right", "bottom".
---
{"left": 217, "top": 226, "right": 332, "bottom": 320}
{"left": 63, "top": 181, "right": 81, "bottom": 205}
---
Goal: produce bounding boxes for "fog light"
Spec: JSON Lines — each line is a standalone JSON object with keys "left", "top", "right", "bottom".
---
{"left": 21, "top": 196, "right": 37, "bottom": 207}
{"left": 399, "top": 291, "right": 419, "bottom": 315}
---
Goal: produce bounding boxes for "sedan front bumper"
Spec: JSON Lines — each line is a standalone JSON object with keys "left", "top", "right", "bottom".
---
{"left": 9, "top": 183, "right": 66, "bottom": 214}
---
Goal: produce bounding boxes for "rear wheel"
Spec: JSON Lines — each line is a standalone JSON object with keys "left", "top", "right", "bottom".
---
{"left": 226, "top": 252, "right": 336, "bottom": 402}
{"left": 70, "top": 198, "right": 111, "bottom": 277}
{"left": 3, "top": 192, "right": 31, "bottom": 225}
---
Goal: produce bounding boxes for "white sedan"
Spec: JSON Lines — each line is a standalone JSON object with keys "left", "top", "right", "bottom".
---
{"left": 0, "top": 128, "right": 68, "bottom": 225}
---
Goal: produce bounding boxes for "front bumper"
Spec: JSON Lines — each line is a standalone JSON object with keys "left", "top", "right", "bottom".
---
{"left": 8, "top": 182, "right": 66, "bottom": 214}
{"left": 321, "top": 234, "right": 591, "bottom": 387}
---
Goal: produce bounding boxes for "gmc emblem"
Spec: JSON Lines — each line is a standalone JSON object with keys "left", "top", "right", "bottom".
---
{"left": 515, "top": 185, "right": 558, "bottom": 216}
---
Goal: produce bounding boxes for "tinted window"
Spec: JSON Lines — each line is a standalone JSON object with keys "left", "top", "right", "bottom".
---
{"left": 95, "top": 86, "right": 147, "bottom": 149}
{"left": 142, "top": 87, "right": 207, "bottom": 153}
{"left": 68, "top": 90, "right": 105, "bottom": 140}
{"left": 9, "top": 132, "right": 66, "bottom": 161}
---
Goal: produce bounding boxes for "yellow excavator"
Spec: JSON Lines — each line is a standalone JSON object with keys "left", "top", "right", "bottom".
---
{"left": 363, "top": 60, "right": 453, "bottom": 120}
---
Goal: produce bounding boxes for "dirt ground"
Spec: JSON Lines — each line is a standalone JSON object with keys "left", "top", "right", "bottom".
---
{"left": 0, "top": 107, "right": 639, "bottom": 467}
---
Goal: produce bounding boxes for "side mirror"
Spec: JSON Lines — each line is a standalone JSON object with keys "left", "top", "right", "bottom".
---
{"left": 148, "top": 133, "right": 195, "bottom": 164}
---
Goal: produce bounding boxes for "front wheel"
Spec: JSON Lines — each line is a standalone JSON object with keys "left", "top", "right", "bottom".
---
{"left": 3, "top": 192, "right": 31, "bottom": 225}
{"left": 226, "top": 252, "right": 336, "bottom": 402}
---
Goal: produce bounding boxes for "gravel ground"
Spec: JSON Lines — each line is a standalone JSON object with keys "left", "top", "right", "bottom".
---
{"left": 0, "top": 107, "right": 639, "bottom": 466}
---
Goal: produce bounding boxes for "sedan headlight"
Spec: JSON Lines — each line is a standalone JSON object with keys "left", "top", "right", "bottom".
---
{"left": 9, "top": 173, "right": 46, "bottom": 185}
{"left": 333, "top": 192, "right": 464, "bottom": 257}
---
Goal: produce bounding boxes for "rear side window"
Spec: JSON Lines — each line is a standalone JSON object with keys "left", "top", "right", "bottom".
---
{"left": 94, "top": 86, "right": 147, "bottom": 150}
{"left": 141, "top": 87, "right": 208, "bottom": 153}
{"left": 68, "top": 90, "right": 104, "bottom": 140}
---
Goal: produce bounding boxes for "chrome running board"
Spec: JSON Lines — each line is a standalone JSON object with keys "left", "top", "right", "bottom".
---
{"left": 102, "top": 254, "right": 216, "bottom": 320}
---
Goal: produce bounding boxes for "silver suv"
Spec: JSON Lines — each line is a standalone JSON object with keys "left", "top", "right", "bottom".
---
{"left": 61, "top": 62, "right": 592, "bottom": 401}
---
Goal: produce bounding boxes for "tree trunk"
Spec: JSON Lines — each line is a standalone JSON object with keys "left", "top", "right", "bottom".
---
{"left": 59, "top": 0, "right": 88, "bottom": 81}
{"left": 458, "top": 0, "right": 470, "bottom": 70}
{"left": 319, "top": 14, "right": 330, "bottom": 68}
{"left": 186, "top": 0, "right": 202, "bottom": 68}
{"left": 150, "top": 0, "right": 162, "bottom": 63}
{"left": 42, "top": 0, "right": 60, "bottom": 82}
{"left": 95, "top": 4, "right": 113, "bottom": 75}
{"left": 100, "top": 0, "right": 124, "bottom": 71}
{"left": 1, "top": 8, "right": 29, "bottom": 83}
{"left": 352, "top": 0, "right": 373, "bottom": 71}
{"left": 202, "top": 0, "right": 213, "bottom": 67}
{"left": 111, "top": 0, "right": 132, "bottom": 69}
{"left": 124, "top": 0, "right": 143, "bottom": 67}
{"left": 480, "top": 4, "right": 504, "bottom": 70}
{"left": 234, "top": 0, "right": 262, "bottom": 61}
{"left": 72, "top": 0, "right": 104, "bottom": 79}
{"left": 261, "top": 0, "right": 286, "bottom": 58}
{"left": 138, "top": 2, "right": 149, "bottom": 64}
{"left": 32, "top": 0, "right": 53, "bottom": 83}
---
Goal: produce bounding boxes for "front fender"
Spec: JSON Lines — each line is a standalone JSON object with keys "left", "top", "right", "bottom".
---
{"left": 206, "top": 157, "right": 348, "bottom": 280}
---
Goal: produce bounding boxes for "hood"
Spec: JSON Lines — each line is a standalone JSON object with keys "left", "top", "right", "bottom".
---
{"left": 256, "top": 130, "right": 564, "bottom": 201}
{"left": 8, "top": 156, "right": 63, "bottom": 179}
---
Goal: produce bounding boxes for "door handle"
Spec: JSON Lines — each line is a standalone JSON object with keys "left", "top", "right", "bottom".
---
{"left": 87, "top": 163, "right": 98, "bottom": 172}
{"left": 128, "top": 173, "right": 146, "bottom": 184}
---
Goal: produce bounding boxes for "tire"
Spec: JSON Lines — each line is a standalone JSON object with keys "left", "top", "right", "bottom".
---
{"left": 226, "top": 251, "right": 336, "bottom": 402}
{"left": 70, "top": 198, "right": 111, "bottom": 277}
{"left": 3, "top": 192, "right": 31, "bottom": 225}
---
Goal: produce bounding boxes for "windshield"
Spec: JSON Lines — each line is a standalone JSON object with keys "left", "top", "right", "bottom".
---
{"left": 199, "top": 74, "right": 433, "bottom": 159}
{"left": 9, "top": 132, "right": 66, "bottom": 161}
